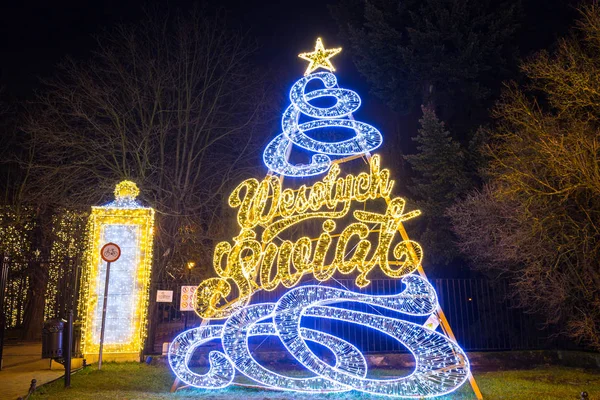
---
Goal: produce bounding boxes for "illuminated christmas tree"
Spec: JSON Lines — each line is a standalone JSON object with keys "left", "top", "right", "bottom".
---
{"left": 168, "top": 38, "right": 482, "bottom": 399}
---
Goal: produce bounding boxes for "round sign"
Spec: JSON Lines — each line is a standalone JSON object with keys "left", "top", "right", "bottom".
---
{"left": 101, "top": 242, "right": 121, "bottom": 262}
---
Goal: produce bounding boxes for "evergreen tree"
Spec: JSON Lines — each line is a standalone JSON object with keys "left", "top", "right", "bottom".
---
{"left": 331, "top": 0, "right": 521, "bottom": 130}
{"left": 404, "top": 106, "right": 470, "bottom": 265}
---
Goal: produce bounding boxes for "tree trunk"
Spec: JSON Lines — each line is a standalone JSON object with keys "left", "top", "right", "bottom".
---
{"left": 21, "top": 260, "right": 48, "bottom": 340}
{"left": 21, "top": 207, "right": 53, "bottom": 340}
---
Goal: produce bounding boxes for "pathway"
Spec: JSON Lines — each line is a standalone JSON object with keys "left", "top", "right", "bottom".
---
{"left": 0, "top": 342, "right": 64, "bottom": 400}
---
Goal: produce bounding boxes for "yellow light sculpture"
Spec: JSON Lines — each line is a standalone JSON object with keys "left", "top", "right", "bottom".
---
{"left": 195, "top": 155, "right": 423, "bottom": 319}
{"left": 79, "top": 180, "right": 155, "bottom": 362}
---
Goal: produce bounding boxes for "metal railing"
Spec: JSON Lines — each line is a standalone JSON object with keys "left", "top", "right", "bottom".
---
{"left": 0, "top": 255, "right": 81, "bottom": 370}
{"left": 0, "top": 256, "right": 80, "bottom": 331}
{"left": 149, "top": 277, "right": 567, "bottom": 353}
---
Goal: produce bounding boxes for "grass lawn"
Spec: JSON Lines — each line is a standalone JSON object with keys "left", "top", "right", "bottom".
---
{"left": 30, "top": 362, "right": 600, "bottom": 400}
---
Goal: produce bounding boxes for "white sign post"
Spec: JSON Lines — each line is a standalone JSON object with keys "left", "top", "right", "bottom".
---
{"left": 98, "top": 242, "right": 121, "bottom": 370}
{"left": 179, "top": 286, "right": 198, "bottom": 311}
{"left": 180, "top": 286, "right": 198, "bottom": 330}
{"left": 156, "top": 290, "right": 174, "bottom": 303}
{"left": 423, "top": 313, "right": 440, "bottom": 331}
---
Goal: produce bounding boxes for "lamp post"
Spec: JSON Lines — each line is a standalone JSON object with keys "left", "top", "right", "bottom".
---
{"left": 184, "top": 262, "right": 195, "bottom": 330}
{"left": 186, "top": 261, "right": 195, "bottom": 280}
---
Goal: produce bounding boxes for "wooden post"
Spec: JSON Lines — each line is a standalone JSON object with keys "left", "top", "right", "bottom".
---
{"left": 383, "top": 170, "right": 484, "bottom": 399}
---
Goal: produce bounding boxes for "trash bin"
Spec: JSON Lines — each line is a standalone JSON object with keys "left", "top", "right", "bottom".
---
{"left": 42, "top": 319, "right": 65, "bottom": 359}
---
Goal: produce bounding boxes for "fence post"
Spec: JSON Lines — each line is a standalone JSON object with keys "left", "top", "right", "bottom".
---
{"left": 64, "top": 310, "right": 73, "bottom": 387}
{"left": 0, "top": 254, "right": 8, "bottom": 371}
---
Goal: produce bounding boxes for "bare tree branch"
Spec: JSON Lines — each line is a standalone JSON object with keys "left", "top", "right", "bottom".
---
{"left": 22, "top": 8, "right": 271, "bottom": 279}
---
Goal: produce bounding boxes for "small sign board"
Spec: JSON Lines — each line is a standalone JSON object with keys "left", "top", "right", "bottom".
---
{"left": 101, "top": 242, "right": 121, "bottom": 262}
{"left": 156, "top": 290, "right": 173, "bottom": 303}
{"left": 180, "top": 285, "right": 198, "bottom": 311}
{"left": 423, "top": 314, "right": 440, "bottom": 331}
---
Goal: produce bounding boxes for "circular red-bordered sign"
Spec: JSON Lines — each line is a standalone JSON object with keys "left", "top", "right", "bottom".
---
{"left": 101, "top": 242, "right": 121, "bottom": 262}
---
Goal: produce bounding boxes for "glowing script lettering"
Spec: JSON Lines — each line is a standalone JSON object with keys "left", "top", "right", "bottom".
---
{"left": 194, "top": 155, "right": 422, "bottom": 320}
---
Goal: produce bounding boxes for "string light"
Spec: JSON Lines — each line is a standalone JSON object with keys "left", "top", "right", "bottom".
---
{"left": 45, "top": 210, "right": 87, "bottom": 319}
{"left": 169, "top": 44, "right": 472, "bottom": 398}
{"left": 113, "top": 180, "right": 140, "bottom": 203}
{"left": 0, "top": 207, "right": 87, "bottom": 325}
{"left": 79, "top": 181, "right": 155, "bottom": 357}
{"left": 0, "top": 207, "right": 36, "bottom": 327}
{"left": 169, "top": 276, "right": 470, "bottom": 397}
{"left": 298, "top": 37, "right": 341, "bottom": 76}
{"left": 263, "top": 72, "right": 382, "bottom": 177}
{"left": 195, "top": 155, "right": 422, "bottom": 320}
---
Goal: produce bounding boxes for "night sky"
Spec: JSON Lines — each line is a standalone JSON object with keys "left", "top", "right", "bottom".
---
{"left": 0, "top": 0, "right": 578, "bottom": 100}
{"left": 0, "top": 0, "right": 581, "bottom": 208}
{"left": 0, "top": 0, "right": 394, "bottom": 143}
{"left": 0, "top": 0, "right": 579, "bottom": 171}
{"left": 0, "top": 0, "right": 583, "bottom": 279}
{"left": 0, "top": 0, "right": 346, "bottom": 100}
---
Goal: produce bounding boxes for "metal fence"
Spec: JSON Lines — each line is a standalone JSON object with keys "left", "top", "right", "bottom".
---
{"left": 0, "top": 259, "right": 569, "bottom": 355}
{"left": 0, "top": 255, "right": 81, "bottom": 368}
{"left": 1, "top": 257, "right": 29, "bottom": 329}
{"left": 0, "top": 256, "right": 80, "bottom": 330}
{"left": 149, "top": 277, "right": 564, "bottom": 354}
{"left": 434, "top": 279, "right": 550, "bottom": 351}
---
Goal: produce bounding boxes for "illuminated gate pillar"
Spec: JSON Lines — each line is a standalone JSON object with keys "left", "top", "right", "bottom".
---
{"left": 79, "top": 181, "right": 155, "bottom": 362}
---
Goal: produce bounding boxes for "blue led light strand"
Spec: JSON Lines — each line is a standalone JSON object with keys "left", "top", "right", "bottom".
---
{"left": 168, "top": 275, "right": 470, "bottom": 397}
{"left": 263, "top": 72, "right": 383, "bottom": 177}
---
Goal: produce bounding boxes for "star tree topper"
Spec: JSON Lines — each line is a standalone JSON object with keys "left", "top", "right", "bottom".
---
{"left": 298, "top": 38, "right": 342, "bottom": 76}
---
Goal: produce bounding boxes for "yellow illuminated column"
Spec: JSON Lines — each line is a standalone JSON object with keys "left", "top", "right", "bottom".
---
{"left": 79, "top": 181, "right": 155, "bottom": 362}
